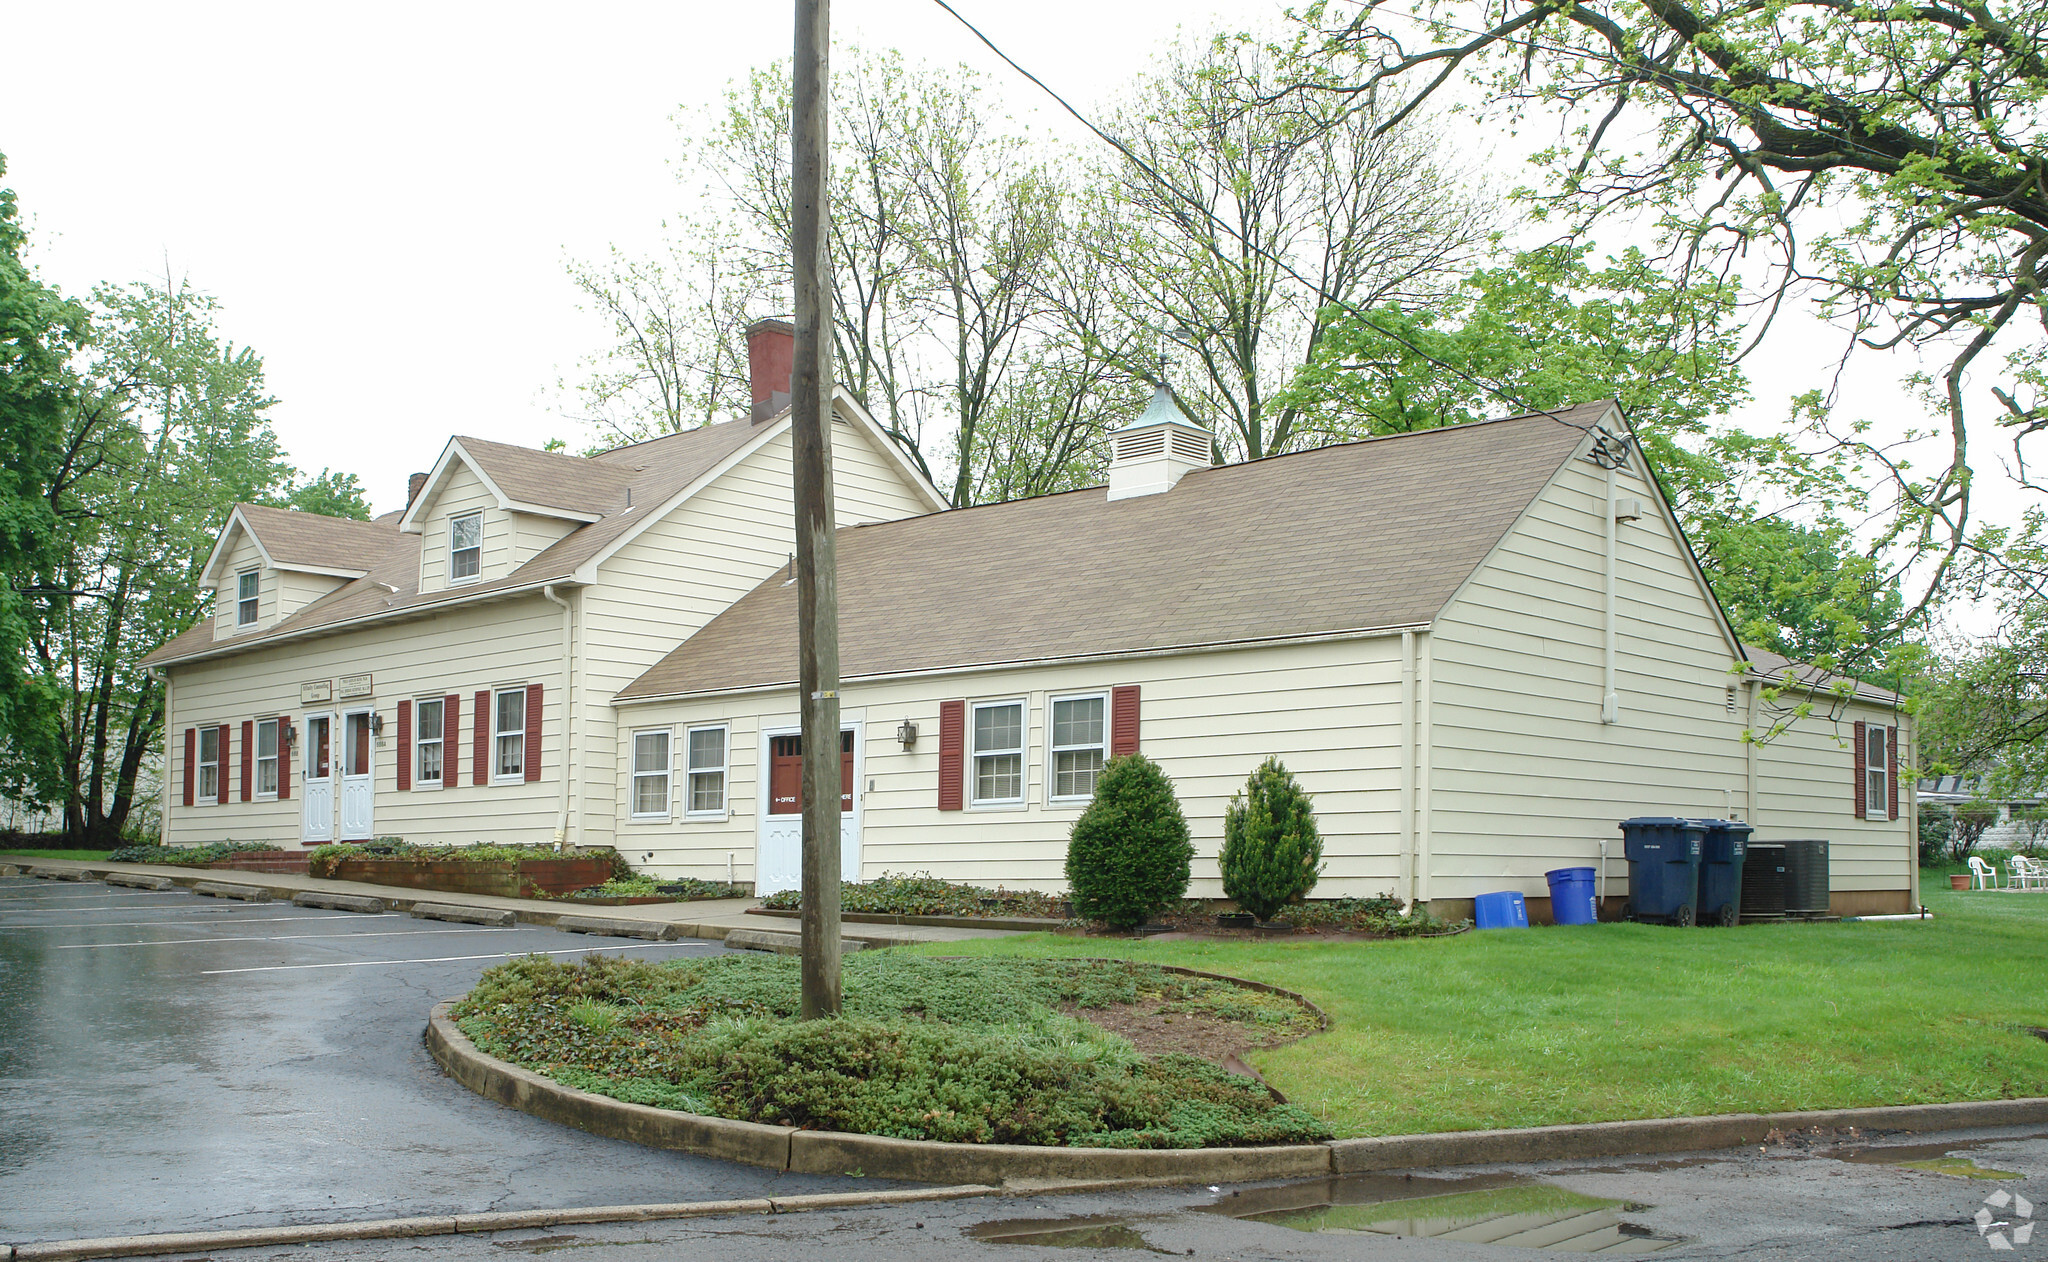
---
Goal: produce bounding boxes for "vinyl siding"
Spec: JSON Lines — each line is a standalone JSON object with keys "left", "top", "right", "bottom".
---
{"left": 511, "top": 512, "right": 576, "bottom": 567}
{"left": 211, "top": 532, "right": 275, "bottom": 639}
{"left": 418, "top": 463, "right": 503, "bottom": 593}
{"left": 277, "top": 571, "right": 348, "bottom": 621}
{"left": 610, "top": 636, "right": 1409, "bottom": 896}
{"left": 1753, "top": 696, "right": 1913, "bottom": 892}
{"left": 163, "top": 596, "right": 567, "bottom": 848}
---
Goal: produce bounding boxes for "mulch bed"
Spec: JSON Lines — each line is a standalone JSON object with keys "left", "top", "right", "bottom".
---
{"left": 1066, "top": 997, "right": 1291, "bottom": 1069}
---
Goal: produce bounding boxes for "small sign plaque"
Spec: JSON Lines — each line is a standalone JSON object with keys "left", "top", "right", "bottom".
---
{"left": 338, "top": 673, "right": 374, "bottom": 700}
{"left": 300, "top": 681, "right": 333, "bottom": 705}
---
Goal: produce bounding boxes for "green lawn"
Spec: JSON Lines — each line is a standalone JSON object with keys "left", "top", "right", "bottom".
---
{"left": 0, "top": 849, "right": 111, "bottom": 861}
{"left": 908, "top": 886, "right": 2048, "bottom": 1138}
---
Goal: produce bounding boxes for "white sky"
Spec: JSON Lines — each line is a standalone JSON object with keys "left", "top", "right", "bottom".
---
{"left": 2, "top": 0, "right": 2033, "bottom": 609}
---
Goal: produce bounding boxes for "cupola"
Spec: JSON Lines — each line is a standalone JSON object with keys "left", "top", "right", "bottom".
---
{"left": 1106, "top": 384, "right": 1213, "bottom": 501}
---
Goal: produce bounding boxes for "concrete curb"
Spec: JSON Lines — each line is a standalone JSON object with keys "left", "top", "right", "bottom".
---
{"left": 190, "top": 880, "right": 271, "bottom": 902}
{"left": 722, "top": 928, "right": 871, "bottom": 954}
{"left": 748, "top": 906, "right": 1067, "bottom": 933}
{"left": 554, "top": 914, "right": 673, "bottom": 941}
{"left": 0, "top": 1186, "right": 1001, "bottom": 1261}
{"left": 292, "top": 891, "right": 387, "bottom": 914}
{"left": 102, "top": 874, "right": 174, "bottom": 891}
{"left": 411, "top": 902, "right": 516, "bottom": 927}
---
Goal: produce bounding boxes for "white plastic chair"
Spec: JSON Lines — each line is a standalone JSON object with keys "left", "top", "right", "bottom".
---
{"left": 1969, "top": 855, "right": 2004, "bottom": 890}
{"left": 2015, "top": 856, "right": 2048, "bottom": 891}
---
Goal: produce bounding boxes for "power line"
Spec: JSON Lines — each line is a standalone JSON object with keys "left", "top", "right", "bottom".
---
{"left": 926, "top": 0, "right": 1614, "bottom": 445}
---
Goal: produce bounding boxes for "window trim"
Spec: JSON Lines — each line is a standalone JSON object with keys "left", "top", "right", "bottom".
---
{"left": 684, "top": 724, "right": 729, "bottom": 818}
{"left": 630, "top": 727, "right": 674, "bottom": 821}
{"left": 235, "top": 570, "right": 259, "bottom": 627}
{"left": 1046, "top": 690, "right": 1109, "bottom": 806}
{"left": 492, "top": 687, "right": 526, "bottom": 783}
{"left": 968, "top": 697, "right": 1028, "bottom": 808}
{"left": 197, "top": 725, "right": 221, "bottom": 805}
{"left": 414, "top": 697, "right": 446, "bottom": 790}
{"left": 1863, "top": 724, "right": 1889, "bottom": 822}
{"left": 255, "top": 718, "right": 279, "bottom": 799}
{"left": 449, "top": 511, "right": 483, "bottom": 584}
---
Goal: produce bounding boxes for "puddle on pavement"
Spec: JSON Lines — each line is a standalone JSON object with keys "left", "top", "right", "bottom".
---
{"left": 491, "top": 1236, "right": 657, "bottom": 1254}
{"left": 1203, "top": 1173, "right": 1683, "bottom": 1254}
{"left": 1836, "top": 1140, "right": 2025, "bottom": 1180}
{"left": 967, "top": 1216, "right": 1178, "bottom": 1253}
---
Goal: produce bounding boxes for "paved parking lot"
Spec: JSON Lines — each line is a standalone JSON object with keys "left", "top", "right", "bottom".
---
{"left": 0, "top": 874, "right": 879, "bottom": 1243}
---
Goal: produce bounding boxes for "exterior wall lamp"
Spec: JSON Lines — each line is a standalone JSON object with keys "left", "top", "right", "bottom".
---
{"left": 896, "top": 719, "right": 918, "bottom": 750}
{"left": 369, "top": 713, "right": 385, "bottom": 736}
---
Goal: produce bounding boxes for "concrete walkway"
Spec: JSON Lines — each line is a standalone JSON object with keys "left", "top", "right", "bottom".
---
{"left": 0, "top": 854, "right": 1023, "bottom": 947}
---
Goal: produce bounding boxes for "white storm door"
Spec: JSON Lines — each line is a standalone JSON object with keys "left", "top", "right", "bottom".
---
{"left": 339, "top": 708, "right": 374, "bottom": 841}
{"left": 301, "top": 713, "right": 335, "bottom": 844}
{"left": 755, "top": 725, "right": 861, "bottom": 897}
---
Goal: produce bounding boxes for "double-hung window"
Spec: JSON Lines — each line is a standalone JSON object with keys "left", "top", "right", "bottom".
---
{"left": 236, "top": 571, "right": 259, "bottom": 626}
{"left": 450, "top": 512, "right": 482, "bottom": 581}
{"left": 198, "top": 726, "right": 221, "bottom": 803}
{"left": 632, "top": 729, "right": 671, "bottom": 819}
{"left": 255, "top": 719, "right": 279, "bottom": 796}
{"left": 494, "top": 688, "right": 525, "bottom": 780}
{"left": 416, "top": 697, "right": 445, "bottom": 787}
{"left": 1864, "top": 725, "right": 1889, "bottom": 821}
{"left": 971, "top": 700, "right": 1025, "bottom": 805}
{"left": 1049, "top": 693, "right": 1107, "bottom": 803}
{"left": 686, "top": 726, "right": 727, "bottom": 814}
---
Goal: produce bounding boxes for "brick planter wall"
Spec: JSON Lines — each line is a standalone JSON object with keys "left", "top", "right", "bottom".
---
{"left": 328, "top": 856, "right": 615, "bottom": 898}
{"left": 209, "top": 851, "right": 312, "bottom": 875}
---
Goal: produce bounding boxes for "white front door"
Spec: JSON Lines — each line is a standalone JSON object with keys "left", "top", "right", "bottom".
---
{"left": 301, "top": 712, "right": 335, "bottom": 843}
{"left": 339, "top": 708, "right": 374, "bottom": 841}
{"left": 755, "top": 723, "right": 862, "bottom": 897}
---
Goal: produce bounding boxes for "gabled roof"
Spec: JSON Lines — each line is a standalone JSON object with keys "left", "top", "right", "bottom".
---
{"left": 616, "top": 401, "right": 1613, "bottom": 702}
{"left": 145, "top": 391, "right": 943, "bottom": 670}
{"left": 198, "top": 503, "right": 396, "bottom": 583}
{"left": 397, "top": 435, "right": 637, "bottom": 530}
{"left": 1741, "top": 644, "right": 1904, "bottom": 707}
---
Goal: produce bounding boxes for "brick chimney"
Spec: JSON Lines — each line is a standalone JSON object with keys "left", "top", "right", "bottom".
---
{"left": 407, "top": 472, "right": 428, "bottom": 506}
{"left": 746, "top": 317, "right": 796, "bottom": 423}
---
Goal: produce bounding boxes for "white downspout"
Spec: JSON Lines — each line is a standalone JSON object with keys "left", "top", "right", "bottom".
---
{"left": 1398, "top": 630, "right": 1417, "bottom": 907}
{"left": 543, "top": 585, "right": 574, "bottom": 851}
{"left": 157, "top": 668, "right": 173, "bottom": 844}
{"left": 1414, "top": 633, "right": 1435, "bottom": 910}
{"left": 1906, "top": 713, "right": 1921, "bottom": 910}
{"left": 1602, "top": 459, "right": 1619, "bottom": 725}
{"left": 1745, "top": 678, "right": 1761, "bottom": 826}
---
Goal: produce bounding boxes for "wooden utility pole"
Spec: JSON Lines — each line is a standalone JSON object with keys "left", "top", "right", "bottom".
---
{"left": 791, "top": 0, "right": 843, "bottom": 1019}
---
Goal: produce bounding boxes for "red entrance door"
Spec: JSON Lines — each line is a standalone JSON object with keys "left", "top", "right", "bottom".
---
{"left": 766, "top": 731, "right": 854, "bottom": 815}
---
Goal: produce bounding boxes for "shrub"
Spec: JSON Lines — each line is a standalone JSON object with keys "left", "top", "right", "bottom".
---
{"left": 1218, "top": 757, "right": 1324, "bottom": 922}
{"left": 1064, "top": 753, "right": 1193, "bottom": 929}
{"left": 1947, "top": 802, "right": 1999, "bottom": 864}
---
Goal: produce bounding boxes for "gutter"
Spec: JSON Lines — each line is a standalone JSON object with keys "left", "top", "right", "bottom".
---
{"left": 543, "top": 585, "right": 574, "bottom": 851}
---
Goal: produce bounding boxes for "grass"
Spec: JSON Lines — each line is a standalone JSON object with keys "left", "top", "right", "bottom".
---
{"left": 904, "top": 885, "right": 2048, "bottom": 1138}
{"left": 0, "top": 849, "right": 112, "bottom": 861}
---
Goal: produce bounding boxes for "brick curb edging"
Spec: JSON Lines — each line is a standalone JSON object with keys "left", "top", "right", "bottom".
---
{"left": 424, "top": 1000, "right": 2048, "bottom": 1185}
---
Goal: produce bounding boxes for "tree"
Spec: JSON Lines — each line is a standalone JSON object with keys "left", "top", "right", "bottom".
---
{"left": 1297, "top": 0, "right": 2048, "bottom": 633}
{"left": 1064, "top": 753, "right": 1194, "bottom": 929}
{"left": 1219, "top": 757, "right": 1324, "bottom": 922}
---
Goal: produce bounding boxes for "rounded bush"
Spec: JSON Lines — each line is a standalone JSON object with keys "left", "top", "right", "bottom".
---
{"left": 1218, "top": 757, "right": 1324, "bottom": 922}
{"left": 1064, "top": 753, "right": 1193, "bottom": 929}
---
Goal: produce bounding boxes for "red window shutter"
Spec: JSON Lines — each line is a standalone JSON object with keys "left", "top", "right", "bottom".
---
{"left": 937, "top": 700, "right": 965, "bottom": 811}
{"left": 396, "top": 700, "right": 413, "bottom": 791}
{"left": 523, "top": 683, "right": 543, "bottom": 783}
{"left": 277, "top": 716, "right": 292, "bottom": 800}
{"left": 240, "top": 721, "right": 254, "bottom": 801}
{"left": 444, "top": 694, "right": 461, "bottom": 785}
{"left": 474, "top": 691, "right": 490, "bottom": 785}
{"left": 216, "top": 725, "right": 231, "bottom": 804}
{"left": 1852, "top": 721, "right": 1866, "bottom": 817}
{"left": 1888, "top": 724, "right": 1900, "bottom": 821}
{"left": 1111, "top": 685, "right": 1141, "bottom": 757}
{"left": 183, "top": 728, "right": 196, "bottom": 807}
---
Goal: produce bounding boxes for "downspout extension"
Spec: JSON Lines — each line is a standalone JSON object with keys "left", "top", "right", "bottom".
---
{"left": 543, "top": 585, "right": 574, "bottom": 852}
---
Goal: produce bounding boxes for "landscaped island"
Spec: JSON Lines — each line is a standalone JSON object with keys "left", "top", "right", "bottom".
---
{"left": 451, "top": 953, "right": 1330, "bottom": 1148}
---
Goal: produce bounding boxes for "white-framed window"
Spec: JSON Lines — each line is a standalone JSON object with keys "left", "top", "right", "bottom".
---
{"left": 686, "top": 725, "right": 728, "bottom": 815}
{"left": 255, "top": 718, "right": 279, "bottom": 797}
{"left": 415, "top": 697, "right": 445, "bottom": 788}
{"left": 1048, "top": 692, "right": 1107, "bottom": 803}
{"left": 971, "top": 699, "right": 1026, "bottom": 806}
{"left": 236, "top": 570, "right": 259, "bottom": 626}
{"left": 494, "top": 688, "right": 526, "bottom": 780}
{"left": 198, "top": 726, "right": 221, "bottom": 803}
{"left": 631, "top": 728, "right": 672, "bottom": 819}
{"left": 1864, "top": 725, "right": 1889, "bottom": 821}
{"left": 450, "top": 512, "right": 483, "bottom": 581}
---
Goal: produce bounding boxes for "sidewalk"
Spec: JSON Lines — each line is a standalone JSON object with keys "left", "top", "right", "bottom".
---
{"left": 0, "top": 853, "right": 1022, "bottom": 947}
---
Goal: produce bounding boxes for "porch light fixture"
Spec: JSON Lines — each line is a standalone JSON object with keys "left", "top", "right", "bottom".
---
{"left": 370, "top": 713, "right": 385, "bottom": 736}
{"left": 896, "top": 719, "right": 918, "bottom": 750}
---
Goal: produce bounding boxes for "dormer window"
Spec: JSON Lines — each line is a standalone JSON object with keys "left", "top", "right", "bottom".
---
{"left": 236, "top": 570, "right": 259, "bottom": 626}
{"left": 450, "top": 512, "right": 482, "bottom": 581}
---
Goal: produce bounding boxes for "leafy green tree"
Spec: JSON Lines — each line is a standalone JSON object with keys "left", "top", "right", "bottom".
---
{"left": 1219, "top": 757, "right": 1324, "bottom": 922}
{"left": 1064, "top": 753, "right": 1194, "bottom": 929}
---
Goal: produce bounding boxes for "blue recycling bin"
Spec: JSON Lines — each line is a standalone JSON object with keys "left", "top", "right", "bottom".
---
{"left": 1473, "top": 890, "right": 1528, "bottom": 930}
{"left": 1695, "top": 819, "right": 1753, "bottom": 927}
{"left": 1619, "top": 817, "right": 1706, "bottom": 926}
{"left": 1545, "top": 866, "right": 1599, "bottom": 925}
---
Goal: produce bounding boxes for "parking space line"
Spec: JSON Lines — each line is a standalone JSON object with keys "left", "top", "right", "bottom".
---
{"left": 202, "top": 942, "right": 707, "bottom": 974}
{"left": 0, "top": 903, "right": 252, "bottom": 913}
{"left": 0, "top": 889, "right": 168, "bottom": 899}
{"left": 56, "top": 927, "right": 527, "bottom": 949}
{"left": 2, "top": 913, "right": 362, "bottom": 930}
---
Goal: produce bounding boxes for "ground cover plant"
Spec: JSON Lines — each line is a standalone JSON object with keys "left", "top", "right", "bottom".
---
{"left": 452, "top": 952, "right": 1327, "bottom": 1148}
{"left": 553, "top": 875, "right": 748, "bottom": 901}
{"left": 906, "top": 887, "right": 2048, "bottom": 1138}
{"left": 1, "top": 849, "right": 113, "bottom": 861}
{"left": 306, "top": 841, "right": 625, "bottom": 879}
{"left": 757, "top": 871, "right": 1063, "bottom": 918}
{"left": 103, "top": 841, "right": 290, "bottom": 866}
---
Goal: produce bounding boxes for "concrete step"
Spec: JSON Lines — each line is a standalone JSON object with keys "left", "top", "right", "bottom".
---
{"left": 410, "top": 902, "right": 515, "bottom": 927}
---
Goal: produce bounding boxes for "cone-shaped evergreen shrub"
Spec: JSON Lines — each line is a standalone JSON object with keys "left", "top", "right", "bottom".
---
{"left": 1064, "top": 753, "right": 1193, "bottom": 929}
{"left": 1219, "top": 757, "right": 1324, "bottom": 922}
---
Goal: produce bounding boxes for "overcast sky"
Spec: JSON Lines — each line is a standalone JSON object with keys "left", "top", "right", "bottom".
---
{"left": 2, "top": 0, "right": 2021, "bottom": 595}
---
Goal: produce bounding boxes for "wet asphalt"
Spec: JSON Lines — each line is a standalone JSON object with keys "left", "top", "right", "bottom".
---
{"left": 0, "top": 874, "right": 880, "bottom": 1243}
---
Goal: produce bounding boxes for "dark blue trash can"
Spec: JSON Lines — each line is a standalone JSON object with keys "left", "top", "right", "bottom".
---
{"left": 1695, "top": 819, "right": 1753, "bottom": 927}
{"left": 1545, "top": 867, "right": 1599, "bottom": 925}
{"left": 1619, "top": 817, "right": 1706, "bottom": 926}
{"left": 1473, "top": 891, "right": 1528, "bottom": 930}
